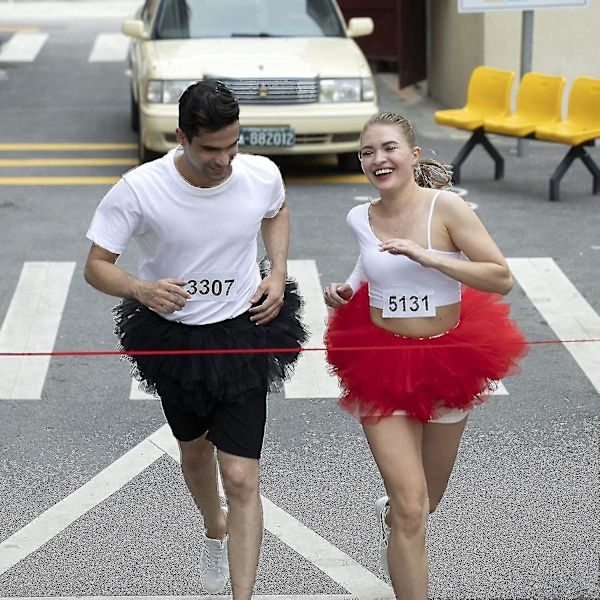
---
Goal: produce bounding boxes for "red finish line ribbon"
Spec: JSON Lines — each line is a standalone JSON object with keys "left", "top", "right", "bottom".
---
{"left": 0, "top": 338, "right": 597, "bottom": 358}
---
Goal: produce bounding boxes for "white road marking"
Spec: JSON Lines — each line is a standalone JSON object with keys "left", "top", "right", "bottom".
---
{"left": 0, "top": 424, "right": 392, "bottom": 599}
{"left": 0, "top": 32, "right": 48, "bottom": 62}
{"left": 88, "top": 33, "right": 130, "bottom": 62}
{"left": 508, "top": 257, "right": 600, "bottom": 393}
{"left": 0, "top": 262, "right": 75, "bottom": 400}
{"left": 284, "top": 260, "right": 340, "bottom": 399}
{"left": 1, "top": 2, "right": 140, "bottom": 21}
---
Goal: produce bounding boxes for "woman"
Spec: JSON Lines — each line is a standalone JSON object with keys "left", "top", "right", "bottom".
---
{"left": 324, "top": 112, "right": 528, "bottom": 599}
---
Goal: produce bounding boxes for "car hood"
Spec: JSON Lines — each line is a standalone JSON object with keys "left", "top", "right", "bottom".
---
{"left": 142, "top": 37, "right": 372, "bottom": 79}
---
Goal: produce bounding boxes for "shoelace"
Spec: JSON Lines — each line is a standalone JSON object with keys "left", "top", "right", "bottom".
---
{"left": 379, "top": 503, "right": 391, "bottom": 548}
{"left": 205, "top": 540, "right": 224, "bottom": 571}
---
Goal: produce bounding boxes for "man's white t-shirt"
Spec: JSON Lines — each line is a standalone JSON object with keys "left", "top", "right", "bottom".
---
{"left": 86, "top": 146, "right": 285, "bottom": 325}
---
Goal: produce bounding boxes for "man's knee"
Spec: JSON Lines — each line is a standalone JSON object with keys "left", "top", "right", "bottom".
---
{"left": 179, "top": 435, "right": 215, "bottom": 472}
{"left": 219, "top": 454, "right": 259, "bottom": 502}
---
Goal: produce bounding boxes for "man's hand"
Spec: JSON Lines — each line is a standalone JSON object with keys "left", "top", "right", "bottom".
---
{"left": 249, "top": 273, "right": 285, "bottom": 325}
{"left": 135, "top": 278, "right": 191, "bottom": 314}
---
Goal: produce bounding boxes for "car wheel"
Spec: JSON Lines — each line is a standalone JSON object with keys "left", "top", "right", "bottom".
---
{"left": 130, "top": 89, "right": 139, "bottom": 133}
{"left": 337, "top": 152, "right": 361, "bottom": 172}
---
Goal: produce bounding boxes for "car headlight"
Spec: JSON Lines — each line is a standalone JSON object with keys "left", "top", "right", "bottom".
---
{"left": 146, "top": 80, "right": 196, "bottom": 104}
{"left": 319, "top": 78, "right": 375, "bottom": 103}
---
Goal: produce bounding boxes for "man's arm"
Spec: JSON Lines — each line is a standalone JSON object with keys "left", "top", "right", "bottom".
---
{"left": 249, "top": 201, "right": 290, "bottom": 325}
{"left": 84, "top": 244, "right": 190, "bottom": 315}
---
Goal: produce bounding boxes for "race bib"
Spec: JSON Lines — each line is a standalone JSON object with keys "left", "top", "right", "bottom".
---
{"left": 382, "top": 286, "right": 436, "bottom": 318}
{"left": 183, "top": 272, "right": 239, "bottom": 302}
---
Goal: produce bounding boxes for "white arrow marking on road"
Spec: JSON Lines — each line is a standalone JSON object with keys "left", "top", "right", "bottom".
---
{"left": 0, "top": 425, "right": 393, "bottom": 599}
{"left": 0, "top": 262, "right": 75, "bottom": 400}
{"left": 508, "top": 257, "right": 600, "bottom": 393}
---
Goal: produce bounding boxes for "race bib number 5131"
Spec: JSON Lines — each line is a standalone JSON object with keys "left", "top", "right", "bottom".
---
{"left": 382, "top": 286, "right": 436, "bottom": 318}
{"left": 184, "top": 272, "right": 238, "bottom": 302}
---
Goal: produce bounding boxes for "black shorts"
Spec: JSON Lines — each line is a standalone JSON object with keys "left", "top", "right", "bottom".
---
{"left": 161, "top": 386, "right": 267, "bottom": 459}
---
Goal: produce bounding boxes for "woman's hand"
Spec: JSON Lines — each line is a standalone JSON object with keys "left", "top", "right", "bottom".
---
{"left": 379, "top": 239, "right": 434, "bottom": 267}
{"left": 324, "top": 283, "right": 353, "bottom": 308}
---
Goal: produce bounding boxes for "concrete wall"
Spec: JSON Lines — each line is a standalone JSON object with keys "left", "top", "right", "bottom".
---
{"left": 428, "top": 1, "right": 600, "bottom": 110}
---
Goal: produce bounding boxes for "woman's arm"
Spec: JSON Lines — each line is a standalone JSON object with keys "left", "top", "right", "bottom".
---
{"left": 379, "top": 192, "right": 513, "bottom": 295}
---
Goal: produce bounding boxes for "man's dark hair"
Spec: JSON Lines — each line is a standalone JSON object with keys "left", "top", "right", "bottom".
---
{"left": 178, "top": 80, "right": 240, "bottom": 142}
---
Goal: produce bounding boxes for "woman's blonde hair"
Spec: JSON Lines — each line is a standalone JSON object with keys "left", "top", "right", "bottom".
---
{"left": 361, "top": 112, "right": 453, "bottom": 189}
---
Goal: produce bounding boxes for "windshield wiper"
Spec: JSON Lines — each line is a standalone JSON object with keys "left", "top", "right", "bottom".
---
{"left": 230, "top": 32, "right": 277, "bottom": 37}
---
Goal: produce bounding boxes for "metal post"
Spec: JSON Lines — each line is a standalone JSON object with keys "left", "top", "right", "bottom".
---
{"left": 518, "top": 10, "right": 534, "bottom": 157}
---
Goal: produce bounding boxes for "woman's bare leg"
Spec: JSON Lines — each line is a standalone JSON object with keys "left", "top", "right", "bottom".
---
{"left": 363, "top": 416, "right": 429, "bottom": 600}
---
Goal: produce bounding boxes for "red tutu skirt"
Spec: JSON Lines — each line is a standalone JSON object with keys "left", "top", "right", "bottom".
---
{"left": 324, "top": 284, "right": 528, "bottom": 423}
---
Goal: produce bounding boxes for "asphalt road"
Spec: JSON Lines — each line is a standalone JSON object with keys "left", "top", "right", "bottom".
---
{"left": 0, "top": 4, "right": 598, "bottom": 600}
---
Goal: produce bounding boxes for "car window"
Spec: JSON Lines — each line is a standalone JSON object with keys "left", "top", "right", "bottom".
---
{"left": 142, "top": 0, "right": 163, "bottom": 27}
{"left": 154, "top": 0, "right": 346, "bottom": 40}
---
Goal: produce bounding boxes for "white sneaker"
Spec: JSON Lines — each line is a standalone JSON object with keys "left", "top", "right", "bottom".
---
{"left": 375, "top": 496, "right": 391, "bottom": 578}
{"left": 201, "top": 533, "right": 229, "bottom": 593}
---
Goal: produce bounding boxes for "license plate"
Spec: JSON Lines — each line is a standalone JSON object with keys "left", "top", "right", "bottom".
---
{"left": 238, "top": 127, "right": 295, "bottom": 148}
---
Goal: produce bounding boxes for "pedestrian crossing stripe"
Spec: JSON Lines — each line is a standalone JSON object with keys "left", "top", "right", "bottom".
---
{"left": 3, "top": 258, "right": 599, "bottom": 402}
{"left": 0, "top": 32, "right": 48, "bottom": 62}
{"left": 0, "top": 31, "right": 129, "bottom": 63}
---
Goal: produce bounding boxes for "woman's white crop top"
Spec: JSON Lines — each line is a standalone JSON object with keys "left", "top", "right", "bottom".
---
{"left": 346, "top": 191, "right": 462, "bottom": 310}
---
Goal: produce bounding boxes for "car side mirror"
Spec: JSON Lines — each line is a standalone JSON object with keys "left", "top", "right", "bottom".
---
{"left": 347, "top": 17, "right": 374, "bottom": 39}
{"left": 122, "top": 20, "right": 150, "bottom": 40}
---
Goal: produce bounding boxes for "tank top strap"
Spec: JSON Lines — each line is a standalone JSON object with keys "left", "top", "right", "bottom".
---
{"left": 426, "top": 190, "right": 444, "bottom": 250}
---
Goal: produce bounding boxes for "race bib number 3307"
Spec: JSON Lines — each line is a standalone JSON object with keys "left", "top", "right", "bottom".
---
{"left": 382, "top": 286, "right": 436, "bottom": 318}
{"left": 184, "top": 272, "right": 238, "bottom": 302}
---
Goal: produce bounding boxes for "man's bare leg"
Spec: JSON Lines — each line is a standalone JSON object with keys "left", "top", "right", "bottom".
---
{"left": 179, "top": 435, "right": 228, "bottom": 538}
{"left": 218, "top": 450, "right": 263, "bottom": 600}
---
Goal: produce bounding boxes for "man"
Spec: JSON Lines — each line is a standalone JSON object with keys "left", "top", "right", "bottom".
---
{"left": 84, "top": 80, "right": 306, "bottom": 599}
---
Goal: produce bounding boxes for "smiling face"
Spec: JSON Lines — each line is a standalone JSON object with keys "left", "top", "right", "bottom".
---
{"left": 359, "top": 122, "right": 420, "bottom": 192}
{"left": 176, "top": 122, "right": 240, "bottom": 188}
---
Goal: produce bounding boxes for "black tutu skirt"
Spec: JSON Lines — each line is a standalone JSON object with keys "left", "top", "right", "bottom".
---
{"left": 112, "top": 277, "right": 308, "bottom": 417}
{"left": 325, "top": 284, "right": 529, "bottom": 423}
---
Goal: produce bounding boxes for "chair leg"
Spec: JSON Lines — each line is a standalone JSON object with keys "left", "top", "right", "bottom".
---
{"left": 549, "top": 145, "right": 600, "bottom": 201}
{"left": 450, "top": 128, "right": 504, "bottom": 185}
{"left": 579, "top": 147, "right": 600, "bottom": 195}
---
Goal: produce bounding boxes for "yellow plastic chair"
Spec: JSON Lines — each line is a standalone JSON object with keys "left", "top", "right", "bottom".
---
{"left": 484, "top": 72, "right": 566, "bottom": 137}
{"left": 434, "top": 66, "right": 516, "bottom": 183}
{"left": 435, "top": 66, "right": 515, "bottom": 130}
{"left": 535, "top": 76, "right": 600, "bottom": 200}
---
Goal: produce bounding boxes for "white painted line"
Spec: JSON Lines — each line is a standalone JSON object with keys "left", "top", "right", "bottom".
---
{"left": 0, "top": 2, "right": 140, "bottom": 21}
{"left": 0, "top": 430, "right": 165, "bottom": 576}
{"left": 130, "top": 379, "right": 156, "bottom": 400}
{"left": 0, "top": 423, "right": 391, "bottom": 598}
{"left": 285, "top": 260, "right": 340, "bottom": 399}
{"left": 0, "top": 262, "right": 75, "bottom": 400}
{"left": 508, "top": 257, "right": 600, "bottom": 392}
{"left": 88, "top": 33, "right": 130, "bottom": 63}
{"left": 262, "top": 498, "right": 392, "bottom": 598}
{"left": 150, "top": 427, "right": 392, "bottom": 598}
{"left": 0, "top": 32, "right": 48, "bottom": 62}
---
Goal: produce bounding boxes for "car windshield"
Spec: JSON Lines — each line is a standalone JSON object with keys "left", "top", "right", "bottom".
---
{"left": 153, "top": 0, "right": 346, "bottom": 39}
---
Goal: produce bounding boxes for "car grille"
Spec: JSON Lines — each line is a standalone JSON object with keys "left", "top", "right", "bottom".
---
{"left": 218, "top": 78, "right": 319, "bottom": 104}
